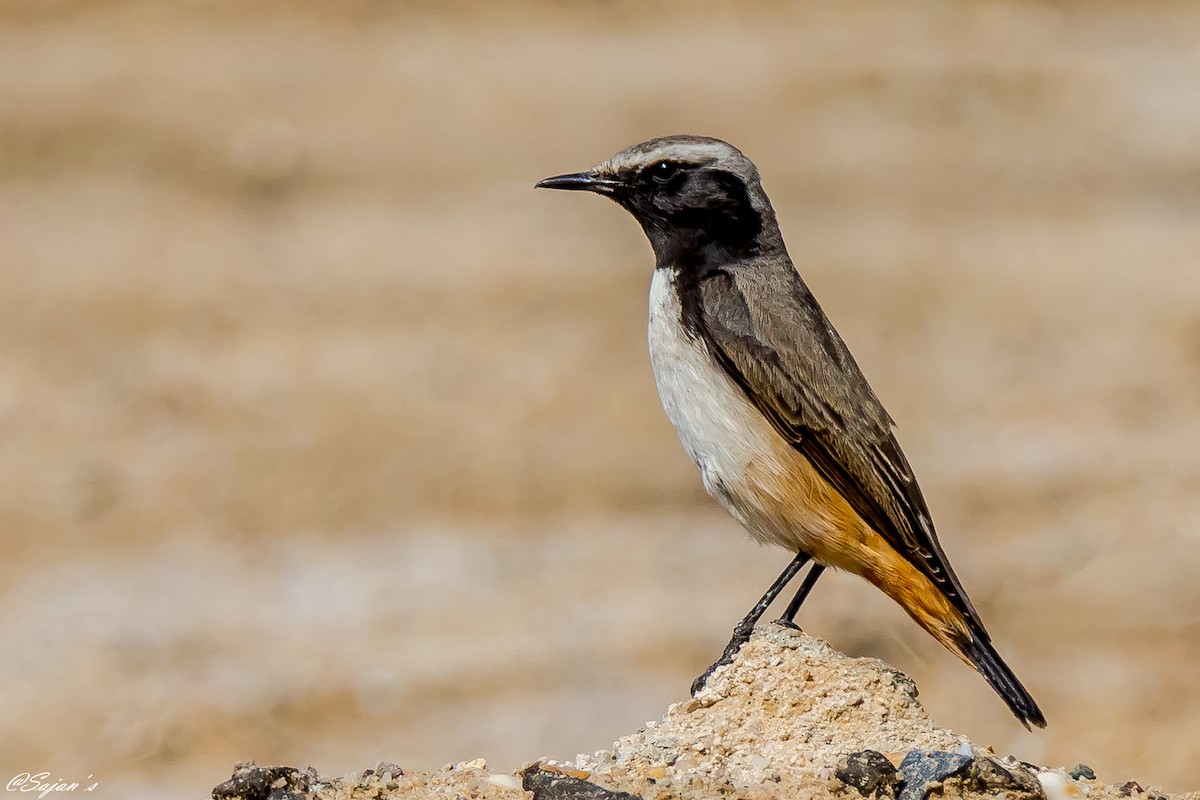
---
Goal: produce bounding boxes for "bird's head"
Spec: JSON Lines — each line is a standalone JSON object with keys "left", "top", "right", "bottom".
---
{"left": 537, "top": 135, "right": 781, "bottom": 266}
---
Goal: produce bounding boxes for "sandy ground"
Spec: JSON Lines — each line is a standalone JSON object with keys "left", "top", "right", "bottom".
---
{"left": 1, "top": 2, "right": 1199, "bottom": 798}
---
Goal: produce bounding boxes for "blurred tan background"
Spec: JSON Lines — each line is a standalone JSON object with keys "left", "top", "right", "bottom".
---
{"left": 2, "top": 1, "right": 1199, "bottom": 797}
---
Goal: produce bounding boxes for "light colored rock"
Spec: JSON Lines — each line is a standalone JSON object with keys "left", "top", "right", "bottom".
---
{"left": 213, "top": 627, "right": 1200, "bottom": 800}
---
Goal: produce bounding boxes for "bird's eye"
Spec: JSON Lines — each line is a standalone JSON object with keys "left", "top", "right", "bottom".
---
{"left": 649, "top": 161, "right": 681, "bottom": 184}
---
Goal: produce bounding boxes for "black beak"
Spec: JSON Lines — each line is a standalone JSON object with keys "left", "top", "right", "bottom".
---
{"left": 535, "top": 171, "right": 621, "bottom": 195}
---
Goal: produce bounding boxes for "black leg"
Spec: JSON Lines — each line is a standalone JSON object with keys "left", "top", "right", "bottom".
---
{"left": 776, "top": 563, "right": 826, "bottom": 629}
{"left": 690, "top": 551, "right": 811, "bottom": 696}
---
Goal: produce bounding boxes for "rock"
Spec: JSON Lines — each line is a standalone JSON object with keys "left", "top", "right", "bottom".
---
{"left": 836, "top": 750, "right": 900, "bottom": 798}
{"left": 488, "top": 774, "right": 523, "bottom": 790}
{"left": 212, "top": 627, "right": 1199, "bottom": 800}
{"left": 1038, "top": 771, "right": 1074, "bottom": 800}
{"left": 897, "top": 750, "right": 973, "bottom": 800}
{"left": 211, "top": 763, "right": 310, "bottom": 800}
{"left": 1072, "top": 765, "right": 1098, "bottom": 781}
{"left": 521, "top": 765, "right": 641, "bottom": 800}
{"left": 959, "top": 756, "right": 1042, "bottom": 799}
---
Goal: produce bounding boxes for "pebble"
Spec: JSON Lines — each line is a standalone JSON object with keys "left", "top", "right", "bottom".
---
{"left": 1038, "top": 771, "right": 1084, "bottom": 800}
{"left": 835, "top": 750, "right": 898, "bottom": 798}
{"left": 897, "top": 750, "right": 972, "bottom": 800}
{"left": 963, "top": 756, "right": 1041, "bottom": 796}
{"left": 487, "top": 774, "right": 522, "bottom": 790}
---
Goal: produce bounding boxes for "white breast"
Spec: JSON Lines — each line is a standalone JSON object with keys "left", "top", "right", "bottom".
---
{"left": 647, "top": 268, "right": 777, "bottom": 512}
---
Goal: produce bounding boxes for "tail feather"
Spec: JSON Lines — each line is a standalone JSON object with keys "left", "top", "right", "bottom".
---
{"left": 957, "top": 626, "right": 1046, "bottom": 730}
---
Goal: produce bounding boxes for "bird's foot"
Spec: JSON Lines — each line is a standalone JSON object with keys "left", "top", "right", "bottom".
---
{"left": 773, "top": 617, "right": 803, "bottom": 632}
{"left": 690, "top": 619, "right": 755, "bottom": 696}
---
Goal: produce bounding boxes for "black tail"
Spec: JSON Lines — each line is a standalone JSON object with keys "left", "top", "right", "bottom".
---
{"left": 958, "top": 626, "right": 1046, "bottom": 729}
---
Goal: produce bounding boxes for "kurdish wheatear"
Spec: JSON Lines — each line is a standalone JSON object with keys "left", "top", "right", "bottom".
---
{"left": 537, "top": 135, "right": 1046, "bottom": 728}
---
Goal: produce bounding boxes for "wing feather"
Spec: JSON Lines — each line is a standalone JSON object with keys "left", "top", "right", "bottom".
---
{"left": 693, "top": 268, "right": 983, "bottom": 627}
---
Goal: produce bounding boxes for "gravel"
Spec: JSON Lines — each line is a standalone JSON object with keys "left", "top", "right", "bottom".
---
{"left": 212, "top": 626, "right": 1199, "bottom": 800}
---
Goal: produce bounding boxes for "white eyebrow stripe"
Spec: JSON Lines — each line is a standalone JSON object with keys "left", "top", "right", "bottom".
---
{"left": 604, "top": 142, "right": 733, "bottom": 173}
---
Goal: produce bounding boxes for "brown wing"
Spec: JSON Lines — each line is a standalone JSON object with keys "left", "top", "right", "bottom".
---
{"left": 690, "top": 267, "right": 983, "bottom": 627}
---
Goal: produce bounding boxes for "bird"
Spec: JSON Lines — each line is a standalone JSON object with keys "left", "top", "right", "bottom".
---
{"left": 536, "top": 134, "right": 1046, "bottom": 729}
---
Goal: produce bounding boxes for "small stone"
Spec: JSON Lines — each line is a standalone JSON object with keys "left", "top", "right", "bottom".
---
{"left": 1070, "top": 764, "right": 1097, "bottom": 781}
{"left": 212, "top": 764, "right": 303, "bottom": 800}
{"left": 746, "top": 755, "right": 771, "bottom": 772}
{"left": 520, "top": 765, "right": 641, "bottom": 800}
{"left": 488, "top": 774, "right": 524, "bottom": 790}
{"left": 897, "top": 750, "right": 972, "bottom": 800}
{"left": 459, "top": 757, "right": 488, "bottom": 770}
{"left": 962, "top": 757, "right": 1041, "bottom": 798}
{"left": 1120, "top": 781, "right": 1144, "bottom": 796}
{"left": 1038, "top": 771, "right": 1080, "bottom": 800}
{"left": 836, "top": 750, "right": 899, "bottom": 798}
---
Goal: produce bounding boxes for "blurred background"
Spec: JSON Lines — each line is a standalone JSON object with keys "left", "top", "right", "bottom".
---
{"left": 2, "top": 1, "right": 1199, "bottom": 797}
